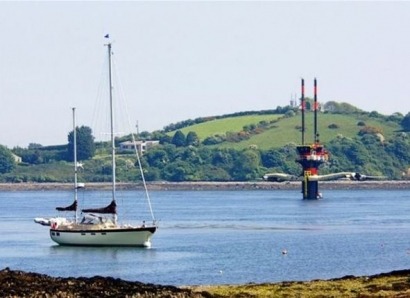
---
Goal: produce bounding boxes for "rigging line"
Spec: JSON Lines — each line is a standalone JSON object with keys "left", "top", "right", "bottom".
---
{"left": 89, "top": 53, "right": 134, "bottom": 222}
{"left": 111, "top": 56, "right": 156, "bottom": 222}
{"left": 110, "top": 61, "right": 128, "bottom": 137}
{"left": 89, "top": 50, "right": 113, "bottom": 207}
{"left": 91, "top": 54, "right": 111, "bottom": 143}
{"left": 131, "top": 133, "right": 156, "bottom": 222}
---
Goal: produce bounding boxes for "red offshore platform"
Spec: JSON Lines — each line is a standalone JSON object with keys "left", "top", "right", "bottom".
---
{"left": 297, "top": 78, "right": 328, "bottom": 199}
{"left": 263, "top": 79, "right": 385, "bottom": 199}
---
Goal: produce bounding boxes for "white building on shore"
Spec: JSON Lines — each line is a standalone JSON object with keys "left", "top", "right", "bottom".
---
{"left": 119, "top": 140, "right": 159, "bottom": 155}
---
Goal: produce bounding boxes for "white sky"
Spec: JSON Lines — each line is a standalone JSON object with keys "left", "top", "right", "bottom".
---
{"left": 1, "top": 1, "right": 410, "bottom": 148}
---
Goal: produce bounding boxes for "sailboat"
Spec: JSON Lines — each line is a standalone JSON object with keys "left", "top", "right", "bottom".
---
{"left": 35, "top": 41, "right": 157, "bottom": 247}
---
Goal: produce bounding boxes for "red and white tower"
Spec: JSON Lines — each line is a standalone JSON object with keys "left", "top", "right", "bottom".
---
{"left": 296, "top": 78, "right": 328, "bottom": 199}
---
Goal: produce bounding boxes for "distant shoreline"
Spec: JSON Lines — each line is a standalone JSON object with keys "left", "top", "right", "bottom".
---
{"left": 1, "top": 180, "right": 410, "bottom": 191}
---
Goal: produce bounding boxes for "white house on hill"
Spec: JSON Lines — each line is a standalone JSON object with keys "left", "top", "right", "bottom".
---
{"left": 119, "top": 140, "right": 159, "bottom": 154}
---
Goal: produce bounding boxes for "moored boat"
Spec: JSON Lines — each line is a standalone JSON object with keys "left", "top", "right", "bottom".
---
{"left": 36, "top": 37, "right": 157, "bottom": 247}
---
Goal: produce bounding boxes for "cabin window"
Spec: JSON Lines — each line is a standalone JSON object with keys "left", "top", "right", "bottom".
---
{"left": 102, "top": 232, "right": 107, "bottom": 235}
{"left": 91, "top": 232, "right": 96, "bottom": 236}
{"left": 51, "top": 232, "right": 55, "bottom": 236}
{"left": 56, "top": 233, "right": 60, "bottom": 236}
{"left": 81, "top": 233, "right": 86, "bottom": 236}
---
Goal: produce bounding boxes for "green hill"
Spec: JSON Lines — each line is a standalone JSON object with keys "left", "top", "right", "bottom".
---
{"left": 168, "top": 111, "right": 401, "bottom": 150}
{"left": 3, "top": 107, "right": 408, "bottom": 183}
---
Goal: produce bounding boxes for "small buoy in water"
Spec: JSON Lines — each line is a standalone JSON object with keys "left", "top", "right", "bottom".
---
{"left": 219, "top": 270, "right": 223, "bottom": 274}
{"left": 282, "top": 249, "right": 288, "bottom": 255}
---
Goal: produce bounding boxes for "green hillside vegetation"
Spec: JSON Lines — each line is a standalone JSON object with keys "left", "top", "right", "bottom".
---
{"left": 3, "top": 152, "right": 144, "bottom": 184}
{"left": 167, "top": 111, "right": 400, "bottom": 150}
{"left": 216, "top": 112, "right": 400, "bottom": 150}
{"left": 4, "top": 161, "right": 73, "bottom": 183}
{"left": 1, "top": 104, "right": 410, "bottom": 183}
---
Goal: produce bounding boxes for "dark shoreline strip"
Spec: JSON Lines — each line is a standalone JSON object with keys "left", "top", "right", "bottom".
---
{"left": 1, "top": 181, "right": 410, "bottom": 191}
{"left": 2, "top": 267, "right": 410, "bottom": 297}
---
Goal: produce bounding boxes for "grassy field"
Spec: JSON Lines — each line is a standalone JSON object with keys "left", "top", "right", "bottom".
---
{"left": 221, "top": 112, "right": 400, "bottom": 150}
{"left": 173, "top": 114, "right": 283, "bottom": 140}
{"left": 170, "top": 112, "right": 401, "bottom": 150}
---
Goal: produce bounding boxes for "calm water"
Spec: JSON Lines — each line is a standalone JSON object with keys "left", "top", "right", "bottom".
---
{"left": 0, "top": 189, "right": 409, "bottom": 286}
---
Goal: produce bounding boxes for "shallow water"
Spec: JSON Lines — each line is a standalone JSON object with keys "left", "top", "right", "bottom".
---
{"left": 0, "top": 189, "right": 409, "bottom": 285}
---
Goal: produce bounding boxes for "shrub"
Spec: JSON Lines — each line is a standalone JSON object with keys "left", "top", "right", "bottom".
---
{"left": 358, "top": 126, "right": 383, "bottom": 136}
{"left": 203, "top": 135, "right": 225, "bottom": 145}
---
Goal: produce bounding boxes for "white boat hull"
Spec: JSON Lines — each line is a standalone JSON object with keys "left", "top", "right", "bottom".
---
{"left": 50, "top": 226, "right": 156, "bottom": 247}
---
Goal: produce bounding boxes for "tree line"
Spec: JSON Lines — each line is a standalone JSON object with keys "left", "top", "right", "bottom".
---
{"left": 1, "top": 110, "right": 410, "bottom": 182}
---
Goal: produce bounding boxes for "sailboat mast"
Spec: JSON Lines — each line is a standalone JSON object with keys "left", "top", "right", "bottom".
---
{"left": 72, "top": 107, "right": 78, "bottom": 224}
{"left": 107, "top": 42, "right": 116, "bottom": 203}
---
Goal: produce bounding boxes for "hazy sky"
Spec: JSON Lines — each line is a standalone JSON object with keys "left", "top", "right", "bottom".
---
{"left": 1, "top": 1, "right": 410, "bottom": 148}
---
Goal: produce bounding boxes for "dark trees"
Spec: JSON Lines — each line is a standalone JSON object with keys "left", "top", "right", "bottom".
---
{"left": 400, "top": 112, "right": 410, "bottom": 131}
{"left": 185, "top": 131, "right": 200, "bottom": 146}
{"left": 0, "top": 145, "right": 16, "bottom": 174}
{"left": 67, "top": 126, "right": 95, "bottom": 161}
{"left": 171, "top": 130, "right": 186, "bottom": 147}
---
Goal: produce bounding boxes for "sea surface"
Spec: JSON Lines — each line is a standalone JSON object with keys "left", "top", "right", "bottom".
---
{"left": 0, "top": 189, "right": 409, "bottom": 286}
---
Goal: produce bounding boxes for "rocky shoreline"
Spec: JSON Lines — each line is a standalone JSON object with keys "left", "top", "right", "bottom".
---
{"left": 2, "top": 267, "right": 410, "bottom": 297}
{"left": 0, "top": 268, "right": 208, "bottom": 298}
{"left": 1, "top": 180, "right": 410, "bottom": 191}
